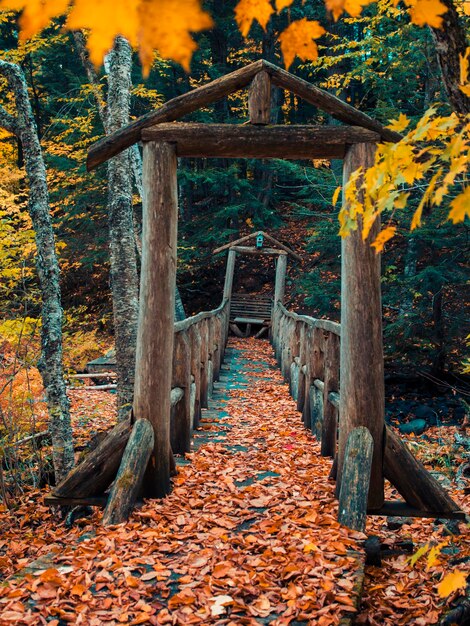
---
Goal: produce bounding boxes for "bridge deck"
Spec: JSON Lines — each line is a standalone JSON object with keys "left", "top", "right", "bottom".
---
{"left": 10, "top": 339, "right": 365, "bottom": 624}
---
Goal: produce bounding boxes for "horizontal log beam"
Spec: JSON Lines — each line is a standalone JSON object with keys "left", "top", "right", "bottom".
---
{"left": 87, "top": 60, "right": 265, "bottom": 170}
{"left": 230, "top": 245, "right": 288, "bottom": 256}
{"left": 263, "top": 61, "right": 402, "bottom": 144}
{"left": 141, "top": 124, "right": 381, "bottom": 160}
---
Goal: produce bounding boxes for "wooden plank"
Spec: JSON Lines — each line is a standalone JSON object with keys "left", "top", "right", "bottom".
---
{"left": 261, "top": 231, "right": 302, "bottom": 262}
{"left": 45, "top": 495, "right": 108, "bottom": 508}
{"left": 87, "top": 60, "right": 265, "bottom": 170}
{"left": 367, "top": 501, "right": 466, "bottom": 520}
{"left": 248, "top": 71, "right": 271, "bottom": 124}
{"left": 102, "top": 419, "right": 154, "bottom": 525}
{"left": 338, "top": 427, "right": 374, "bottom": 532}
{"left": 263, "top": 60, "right": 402, "bottom": 143}
{"left": 337, "top": 142, "right": 385, "bottom": 510}
{"left": 214, "top": 232, "right": 260, "bottom": 255}
{"left": 141, "top": 123, "right": 381, "bottom": 159}
{"left": 383, "top": 426, "right": 461, "bottom": 514}
{"left": 134, "top": 141, "right": 178, "bottom": 498}
{"left": 234, "top": 317, "right": 267, "bottom": 324}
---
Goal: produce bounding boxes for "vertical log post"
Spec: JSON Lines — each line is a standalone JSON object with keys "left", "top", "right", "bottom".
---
{"left": 274, "top": 253, "right": 287, "bottom": 305}
{"left": 199, "top": 318, "right": 209, "bottom": 409}
{"left": 321, "top": 331, "right": 340, "bottom": 458}
{"left": 171, "top": 330, "right": 191, "bottom": 454}
{"left": 248, "top": 71, "right": 271, "bottom": 124}
{"left": 223, "top": 249, "right": 237, "bottom": 302}
{"left": 310, "top": 327, "right": 325, "bottom": 438}
{"left": 134, "top": 141, "right": 177, "bottom": 498}
{"left": 189, "top": 324, "right": 202, "bottom": 428}
{"left": 337, "top": 142, "right": 384, "bottom": 509}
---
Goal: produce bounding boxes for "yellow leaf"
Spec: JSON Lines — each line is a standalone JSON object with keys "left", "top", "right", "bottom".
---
{"left": 137, "top": 0, "right": 213, "bottom": 75}
{"left": 448, "top": 187, "right": 470, "bottom": 223}
{"left": 1, "top": 0, "right": 70, "bottom": 40}
{"left": 406, "top": 0, "right": 448, "bottom": 28}
{"left": 276, "top": 0, "right": 294, "bottom": 9}
{"left": 234, "top": 0, "right": 274, "bottom": 37}
{"left": 371, "top": 226, "right": 396, "bottom": 253}
{"left": 437, "top": 570, "right": 467, "bottom": 598}
{"left": 303, "top": 542, "right": 319, "bottom": 553}
{"left": 279, "top": 18, "right": 325, "bottom": 70}
{"left": 387, "top": 113, "right": 410, "bottom": 133}
{"left": 460, "top": 48, "right": 470, "bottom": 85}
{"left": 324, "top": 0, "right": 374, "bottom": 21}
{"left": 426, "top": 540, "right": 447, "bottom": 569}
{"left": 332, "top": 186, "right": 342, "bottom": 207}
{"left": 409, "top": 543, "right": 429, "bottom": 566}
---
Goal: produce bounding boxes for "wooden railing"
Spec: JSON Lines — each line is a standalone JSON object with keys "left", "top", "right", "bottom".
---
{"left": 170, "top": 298, "right": 230, "bottom": 455}
{"left": 272, "top": 302, "right": 341, "bottom": 460}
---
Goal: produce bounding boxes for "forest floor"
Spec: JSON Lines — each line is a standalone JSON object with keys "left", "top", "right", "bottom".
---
{"left": 0, "top": 338, "right": 469, "bottom": 625}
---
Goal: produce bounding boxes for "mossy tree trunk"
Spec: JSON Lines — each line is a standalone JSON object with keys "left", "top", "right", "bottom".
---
{"left": 0, "top": 59, "right": 74, "bottom": 481}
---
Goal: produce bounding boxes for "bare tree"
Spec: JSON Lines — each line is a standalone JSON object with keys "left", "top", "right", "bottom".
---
{"left": 0, "top": 59, "right": 74, "bottom": 481}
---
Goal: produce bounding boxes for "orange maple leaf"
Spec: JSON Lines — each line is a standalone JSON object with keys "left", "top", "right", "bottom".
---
{"left": 234, "top": 0, "right": 274, "bottom": 37}
{"left": 324, "top": 0, "right": 374, "bottom": 20}
{"left": 0, "top": 0, "right": 69, "bottom": 40}
{"left": 405, "top": 0, "right": 448, "bottom": 27}
{"left": 371, "top": 226, "right": 396, "bottom": 253}
{"left": 279, "top": 18, "right": 325, "bottom": 70}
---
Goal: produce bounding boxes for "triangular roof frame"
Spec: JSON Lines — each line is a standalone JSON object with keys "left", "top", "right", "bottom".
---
{"left": 87, "top": 59, "right": 402, "bottom": 171}
{"left": 213, "top": 230, "right": 302, "bottom": 262}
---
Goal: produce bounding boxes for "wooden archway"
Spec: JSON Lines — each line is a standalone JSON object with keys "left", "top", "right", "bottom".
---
{"left": 87, "top": 61, "right": 400, "bottom": 505}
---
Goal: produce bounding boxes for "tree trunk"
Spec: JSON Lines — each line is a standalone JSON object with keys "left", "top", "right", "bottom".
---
{"left": 0, "top": 60, "right": 74, "bottom": 481}
{"left": 429, "top": 0, "right": 470, "bottom": 115}
{"left": 105, "top": 37, "right": 140, "bottom": 420}
{"left": 73, "top": 31, "right": 186, "bottom": 326}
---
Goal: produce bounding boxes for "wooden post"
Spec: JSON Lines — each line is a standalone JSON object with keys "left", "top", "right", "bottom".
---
{"left": 171, "top": 330, "right": 191, "bottom": 455}
{"left": 248, "top": 71, "right": 271, "bottom": 124}
{"left": 337, "top": 142, "right": 384, "bottom": 509}
{"left": 102, "top": 419, "right": 154, "bottom": 526}
{"left": 189, "top": 324, "right": 202, "bottom": 428}
{"left": 338, "top": 427, "right": 374, "bottom": 532}
{"left": 274, "top": 253, "right": 287, "bottom": 305}
{"left": 134, "top": 141, "right": 178, "bottom": 498}
{"left": 321, "top": 331, "right": 340, "bottom": 458}
{"left": 199, "top": 318, "right": 209, "bottom": 409}
{"left": 223, "top": 249, "right": 236, "bottom": 302}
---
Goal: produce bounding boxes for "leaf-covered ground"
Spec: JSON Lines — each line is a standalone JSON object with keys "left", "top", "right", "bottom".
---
{"left": 0, "top": 338, "right": 468, "bottom": 625}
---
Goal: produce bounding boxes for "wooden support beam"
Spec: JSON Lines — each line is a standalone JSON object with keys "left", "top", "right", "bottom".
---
{"left": 321, "top": 332, "right": 340, "bottom": 458}
{"left": 102, "top": 419, "right": 154, "bottom": 526}
{"left": 87, "top": 60, "right": 265, "bottom": 170}
{"left": 52, "top": 419, "right": 131, "bottom": 498}
{"left": 141, "top": 123, "right": 381, "bottom": 160}
{"left": 338, "top": 427, "right": 374, "bottom": 532}
{"left": 248, "top": 71, "right": 271, "bottom": 124}
{"left": 263, "top": 60, "right": 402, "bottom": 144}
{"left": 223, "top": 249, "right": 236, "bottom": 301}
{"left": 230, "top": 245, "right": 288, "bottom": 256}
{"left": 134, "top": 141, "right": 178, "bottom": 498}
{"left": 337, "top": 142, "right": 385, "bottom": 510}
{"left": 171, "top": 331, "right": 191, "bottom": 455}
{"left": 274, "top": 254, "right": 287, "bottom": 305}
{"left": 261, "top": 231, "right": 302, "bottom": 261}
{"left": 383, "top": 426, "right": 461, "bottom": 514}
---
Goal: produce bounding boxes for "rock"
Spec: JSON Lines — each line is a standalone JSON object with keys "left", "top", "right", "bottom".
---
{"left": 399, "top": 419, "right": 427, "bottom": 435}
{"left": 414, "top": 405, "right": 437, "bottom": 422}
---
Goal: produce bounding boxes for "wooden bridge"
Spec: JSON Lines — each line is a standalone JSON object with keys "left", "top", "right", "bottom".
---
{"left": 50, "top": 60, "right": 462, "bottom": 534}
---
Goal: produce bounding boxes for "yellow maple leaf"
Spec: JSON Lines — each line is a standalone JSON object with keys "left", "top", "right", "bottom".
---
{"left": 332, "top": 185, "right": 342, "bottom": 207}
{"left": 279, "top": 18, "right": 325, "bottom": 70}
{"left": 1, "top": 0, "right": 70, "bottom": 40}
{"left": 138, "top": 0, "right": 213, "bottom": 75}
{"left": 409, "top": 543, "right": 429, "bottom": 567}
{"left": 437, "top": 570, "right": 468, "bottom": 598}
{"left": 406, "top": 0, "right": 448, "bottom": 28}
{"left": 67, "top": 0, "right": 139, "bottom": 67}
{"left": 234, "top": 0, "right": 274, "bottom": 37}
{"left": 371, "top": 225, "right": 396, "bottom": 253}
{"left": 324, "top": 0, "right": 374, "bottom": 20}
{"left": 276, "top": 0, "right": 294, "bottom": 10}
{"left": 448, "top": 187, "right": 470, "bottom": 223}
{"left": 387, "top": 113, "right": 410, "bottom": 133}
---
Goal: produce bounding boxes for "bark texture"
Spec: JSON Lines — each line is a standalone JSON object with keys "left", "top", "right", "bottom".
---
{"left": 430, "top": 0, "right": 470, "bottom": 115}
{"left": 0, "top": 60, "right": 74, "bottom": 481}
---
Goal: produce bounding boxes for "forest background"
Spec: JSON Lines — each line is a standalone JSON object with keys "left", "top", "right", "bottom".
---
{"left": 0, "top": 0, "right": 469, "bottom": 468}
